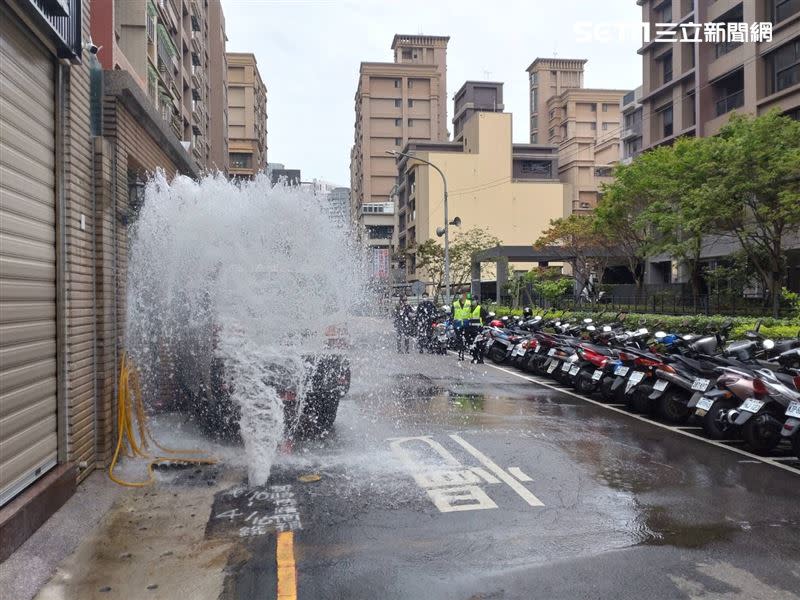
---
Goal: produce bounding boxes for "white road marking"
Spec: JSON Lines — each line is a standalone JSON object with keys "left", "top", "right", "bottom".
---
{"left": 449, "top": 434, "right": 545, "bottom": 507}
{"left": 473, "top": 359, "right": 800, "bottom": 476}
{"left": 427, "top": 485, "right": 498, "bottom": 512}
{"left": 508, "top": 467, "right": 533, "bottom": 482}
{"left": 470, "top": 467, "right": 500, "bottom": 484}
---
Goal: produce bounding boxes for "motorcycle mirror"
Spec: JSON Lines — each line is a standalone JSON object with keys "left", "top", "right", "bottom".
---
{"left": 655, "top": 331, "right": 666, "bottom": 339}
{"left": 587, "top": 325, "right": 596, "bottom": 331}
{"left": 603, "top": 325, "right": 612, "bottom": 332}
{"left": 683, "top": 334, "right": 693, "bottom": 340}
{"left": 763, "top": 339, "right": 775, "bottom": 350}
{"left": 583, "top": 318, "right": 593, "bottom": 324}
{"left": 489, "top": 312, "right": 496, "bottom": 317}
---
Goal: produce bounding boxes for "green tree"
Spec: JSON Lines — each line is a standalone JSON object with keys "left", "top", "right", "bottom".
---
{"left": 534, "top": 214, "right": 612, "bottom": 301}
{"left": 706, "top": 111, "right": 800, "bottom": 316}
{"left": 414, "top": 227, "right": 501, "bottom": 303}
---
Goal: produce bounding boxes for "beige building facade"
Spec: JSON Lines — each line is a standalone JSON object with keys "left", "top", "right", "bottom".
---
{"left": 207, "top": 0, "right": 229, "bottom": 173}
{"left": 350, "top": 34, "right": 450, "bottom": 264}
{"left": 396, "top": 112, "right": 571, "bottom": 282}
{"left": 226, "top": 52, "right": 268, "bottom": 178}
{"left": 528, "top": 58, "right": 625, "bottom": 214}
{"left": 639, "top": 0, "right": 800, "bottom": 150}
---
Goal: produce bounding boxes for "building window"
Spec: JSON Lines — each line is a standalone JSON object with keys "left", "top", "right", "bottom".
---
{"left": 395, "top": 138, "right": 401, "bottom": 146}
{"left": 602, "top": 103, "right": 609, "bottom": 112}
{"left": 590, "top": 102, "right": 597, "bottom": 111}
{"left": 519, "top": 159, "right": 553, "bottom": 178}
{"left": 402, "top": 49, "right": 413, "bottom": 59}
{"left": 624, "top": 137, "right": 642, "bottom": 158}
{"left": 713, "top": 69, "right": 744, "bottom": 116}
{"left": 771, "top": 0, "right": 800, "bottom": 23}
{"left": 655, "top": 0, "right": 671, "bottom": 22}
{"left": 590, "top": 122, "right": 597, "bottom": 130}
{"left": 408, "top": 99, "right": 413, "bottom": 107}
{"left": 531, "top": 133, "right": 538, "bottom": 143}
{"left": 601, "top": 122, "right": 608, "bottom": 130}
{"left": 714, "top": 5, "right": 744, "bottom": 58}
{"left": 595, "top": 166, "right": 613, "bottom": 177}
{"left": 366, "top": 225, "right": 393, "bottom": 240}
{"left": 658, "top": 104, "right": 674, "bottom": 138}
{"left": 394, "top": 79, "right": 400, "bottom": 88}
{"left": 230, "top": 152, "right": 252, "bottom": 169}
{"left": 531, "top": 89, "right": 538, "bottom": 106}
{"left": 395, "top": 118, "right": 401, "bottom": 126}
{"left": 659, "top": 50, "right": 673, "bottom": 84}
{"left": 766, "top": 39, "right": 800, "bottom": 95}
{"left": 408, "top": 118, "right": 414, "bottom": 126}
{"left": 531, "top": 72, "right": 538, "bottom": 84}
{"left": 548, "top": 127, "right": 555, "bottom": 138}
{"left": 394, "top": 99, "right": 401, "bottom": 107}
{"left": 531, "top": 115, "right": 538, "bottom": 129}
{"left": 408, "top": 80, "right": 414, "bottom": 88}
{"left": 580, "top": 202, "right": 591, "bottom": 209}
{"left": 549, "top": 109, "right": 555, "bottom": 119}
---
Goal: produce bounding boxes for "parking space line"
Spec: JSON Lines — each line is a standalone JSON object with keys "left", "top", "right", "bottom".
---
{"left": 276, "top": 531, "right": 297, "bottom": 600}
{"left": 474, "top": 360, "right": 800, "bottom": 477}
{"left": 449, "top": 434, "right": 545, "bottom": 506}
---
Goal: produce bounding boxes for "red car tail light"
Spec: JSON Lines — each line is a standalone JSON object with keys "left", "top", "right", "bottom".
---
{"left": 752, "top": 379, "right": 767, "bottom": 397}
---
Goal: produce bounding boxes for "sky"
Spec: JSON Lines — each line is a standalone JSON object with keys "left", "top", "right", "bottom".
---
{"left": 221, "top": 0, "right": 643, "bottom": 186}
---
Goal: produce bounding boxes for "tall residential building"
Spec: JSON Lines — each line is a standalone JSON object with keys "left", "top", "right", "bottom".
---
{"left": 328, "top": 187, "right": 351, "bottom": 228}
{"left": 227, "top": 52, "right": 268, "bottom": 178}
{"left": 452, "top": 81, "right": 505, "bottom": 141}
{"left": 92, "top": 0, "right": 224, "bottom": 170}
{"left": 620, "top": 86, "right": 644, "bottom": 164}
{"left": 350, "top": 34, "right": 450, "bottom": 276}
{"left": 526, "top": 58, "right": 586, "bottom": 144}
{"left": 639, "top": 0, "right": 800, "bottom": 151}
{"left": 528, "top": 58, "right": 626, "bottom": 214}
{"left": 207, "top": 0, "right": 229, "bottom": 173}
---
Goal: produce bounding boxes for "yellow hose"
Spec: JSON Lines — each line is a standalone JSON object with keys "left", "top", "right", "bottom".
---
{"left": 109, "top": 352, "right": 217, "bottom": 487}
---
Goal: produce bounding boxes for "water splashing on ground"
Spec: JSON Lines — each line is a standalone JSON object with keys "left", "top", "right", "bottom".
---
{"left": 126, "top": 172, "right": 367, "bottom": 484}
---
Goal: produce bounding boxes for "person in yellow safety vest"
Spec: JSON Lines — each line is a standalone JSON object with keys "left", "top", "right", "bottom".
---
{"left": 452, "top": 291, "right": 472, "bottom": 360}
{"left": 470, "top": 297, "right": 489, "bottom": 325}
{"left": 452, "top": 291, "right": 473, "bottom": 321}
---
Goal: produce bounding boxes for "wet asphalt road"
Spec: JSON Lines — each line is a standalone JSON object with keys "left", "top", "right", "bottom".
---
{"left": 242, "top": 351, "right": 800, "bottom": 600}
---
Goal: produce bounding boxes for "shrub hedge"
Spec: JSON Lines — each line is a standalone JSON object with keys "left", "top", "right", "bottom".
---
{"left": 484, "top": 304, "right": 800, "bottom": 341}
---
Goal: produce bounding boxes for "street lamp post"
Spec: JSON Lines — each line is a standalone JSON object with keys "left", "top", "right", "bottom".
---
{"left": 388, "top": 150, "right": 454, "bottom": 304}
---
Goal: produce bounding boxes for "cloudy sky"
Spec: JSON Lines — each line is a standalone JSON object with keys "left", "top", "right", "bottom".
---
{"left": 221, "top": 0, "right": 643, "bottom": 185}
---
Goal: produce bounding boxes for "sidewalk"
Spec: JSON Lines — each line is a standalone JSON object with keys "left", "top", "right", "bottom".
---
{"left": 0, "top": 471, "right": 121, "bottom": 600}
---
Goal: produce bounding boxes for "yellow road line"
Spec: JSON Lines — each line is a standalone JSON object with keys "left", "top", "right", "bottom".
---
{"left": 276, "top": 531, "right": 297, "bottom": 600}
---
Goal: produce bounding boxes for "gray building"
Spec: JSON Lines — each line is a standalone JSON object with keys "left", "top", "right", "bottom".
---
{"left": 620, "top": 86, "right": 643, "bottom": 164}
{"left": 452, "top": 81, "right": 504, "bottom": 141}
{"left": 327, "top": 187, "right": 351, "bottom": 227}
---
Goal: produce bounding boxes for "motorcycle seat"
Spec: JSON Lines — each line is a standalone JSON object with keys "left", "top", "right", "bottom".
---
{"left": 580, "top": 343, "right": 614, "bottom": 356}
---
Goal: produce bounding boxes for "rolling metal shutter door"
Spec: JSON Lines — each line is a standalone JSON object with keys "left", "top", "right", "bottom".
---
{"left": 0, "top": 12, "right": 58, "bottom": 506}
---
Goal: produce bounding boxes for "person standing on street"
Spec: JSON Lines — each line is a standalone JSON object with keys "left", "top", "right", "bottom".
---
{"left": 415, "top": 292, "right": 438, "bottom": 354}
{"left": 393, "top": 295, "right": 414, "bottom": 353}
{"left": 452, "top": 291, "right": 473, "bottom": 361}
{"left": 469, "top": 296, "right": 489, "bottom": 363}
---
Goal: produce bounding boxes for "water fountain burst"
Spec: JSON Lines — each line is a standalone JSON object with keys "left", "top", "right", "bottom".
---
{"left": 126, "top": 172, "right": 367, "bottom": 484}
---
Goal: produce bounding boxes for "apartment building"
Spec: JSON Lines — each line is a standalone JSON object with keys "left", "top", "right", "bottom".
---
{"left": 328, "top": 187, "right": 351, "bottom": 228}
{"left": 620, "top": 86, "right": 644, "bottom": 164}
{"left": 207, "top": 0, "right": 228, "bottom": 173}
{"left": 395, "top": 110, "right": 570, "bottom": 283}
{"left": 452, "top": 81, "right": 505, "bottom": 141}
{"left": 639, "top": 0, "right": 800, "bottom": 150}
{"left": 98, "top": 0, "right": 221, "bottom": 168}
{"left": 227, "top": 52, "right": 268, "bottom": 178}
{"left": 526, "top": 58, "right": 586, "bottom": 144}
{"left": 350, "top": 34, "right": 450, "bottom": 278}
{"left": 527, "top": 58, "right": 626, "bottom": 214}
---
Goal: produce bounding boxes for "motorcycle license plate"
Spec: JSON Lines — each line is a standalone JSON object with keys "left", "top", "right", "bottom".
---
{"left": 547, "top": 348, "right": 556, "bottom": 357}
{"left": 614, "top": 365, "right": 629, "bottom": 377}
{"left": 569, "top": 365, "right": 580, "bottom": 376}
{"left": 695, "top": 397, "right": 714, "bottom": 412}
{"left": 785, "top": 401, "right": 800, "bottom": 419}
{"left": 561, "top": 361, "right": 571, "bottom": 372}
{"left": 592, "top": 369, "right": 603, "bottom": 381}
{"left": 514, "top": 344, "right": 524, "bottom": 356}
{"left": 691, "top": 378, "right": 711, "bottom": 392}
{"left": 547, "top": 361, "right": 557, "bottom": 374}
{"left": 653, "top": 379, "right": 668, "bottom": 392}
{"left": 739, "top": 398, "right": 765, "bottom": 413}
{"left": 629, "top": 371, "right": 645, "bottom": 385}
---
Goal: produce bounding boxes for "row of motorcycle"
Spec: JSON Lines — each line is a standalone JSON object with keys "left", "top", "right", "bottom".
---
{"left": 466, "top": 312, "right": 800, "bottom": 459}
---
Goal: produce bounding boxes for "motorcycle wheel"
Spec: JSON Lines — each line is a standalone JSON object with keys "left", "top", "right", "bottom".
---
{"left": 488, "top": 346, "right": 507, "bottom": 364}
{"left": 575, "top": 369, "right": 596, "bottom": 395}
{"left": 657, "top": 389, "right": 690, "bottom": 424}
{"left": 701, "top": 399, "right": 739, "bottom": 440}
{"left": 598, "top": 376, "right": 615, "bottom": 402}
{"left": 742, "top": 415, "right": 781, "bottom": 453}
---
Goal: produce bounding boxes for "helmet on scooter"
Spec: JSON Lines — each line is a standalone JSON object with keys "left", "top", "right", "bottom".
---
{"left": 523, "top": 306, "right": 532, "bottom": 318}
{"left": 489, "top": 319, "right": 504, "bottom": 328}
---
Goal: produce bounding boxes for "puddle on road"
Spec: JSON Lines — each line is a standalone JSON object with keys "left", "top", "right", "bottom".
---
{"left": 635, "top": 505, "right": 738, "bottom": 548}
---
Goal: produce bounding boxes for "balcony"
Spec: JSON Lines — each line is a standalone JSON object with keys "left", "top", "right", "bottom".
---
{"left": 715, "top": 89, "right": 744, "bottom": 116}
{"left": 361, "top": 202, "right": 395, "bottom": 215}
{"left": 622, "top": 121, "right": 642, "bottom": 139}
